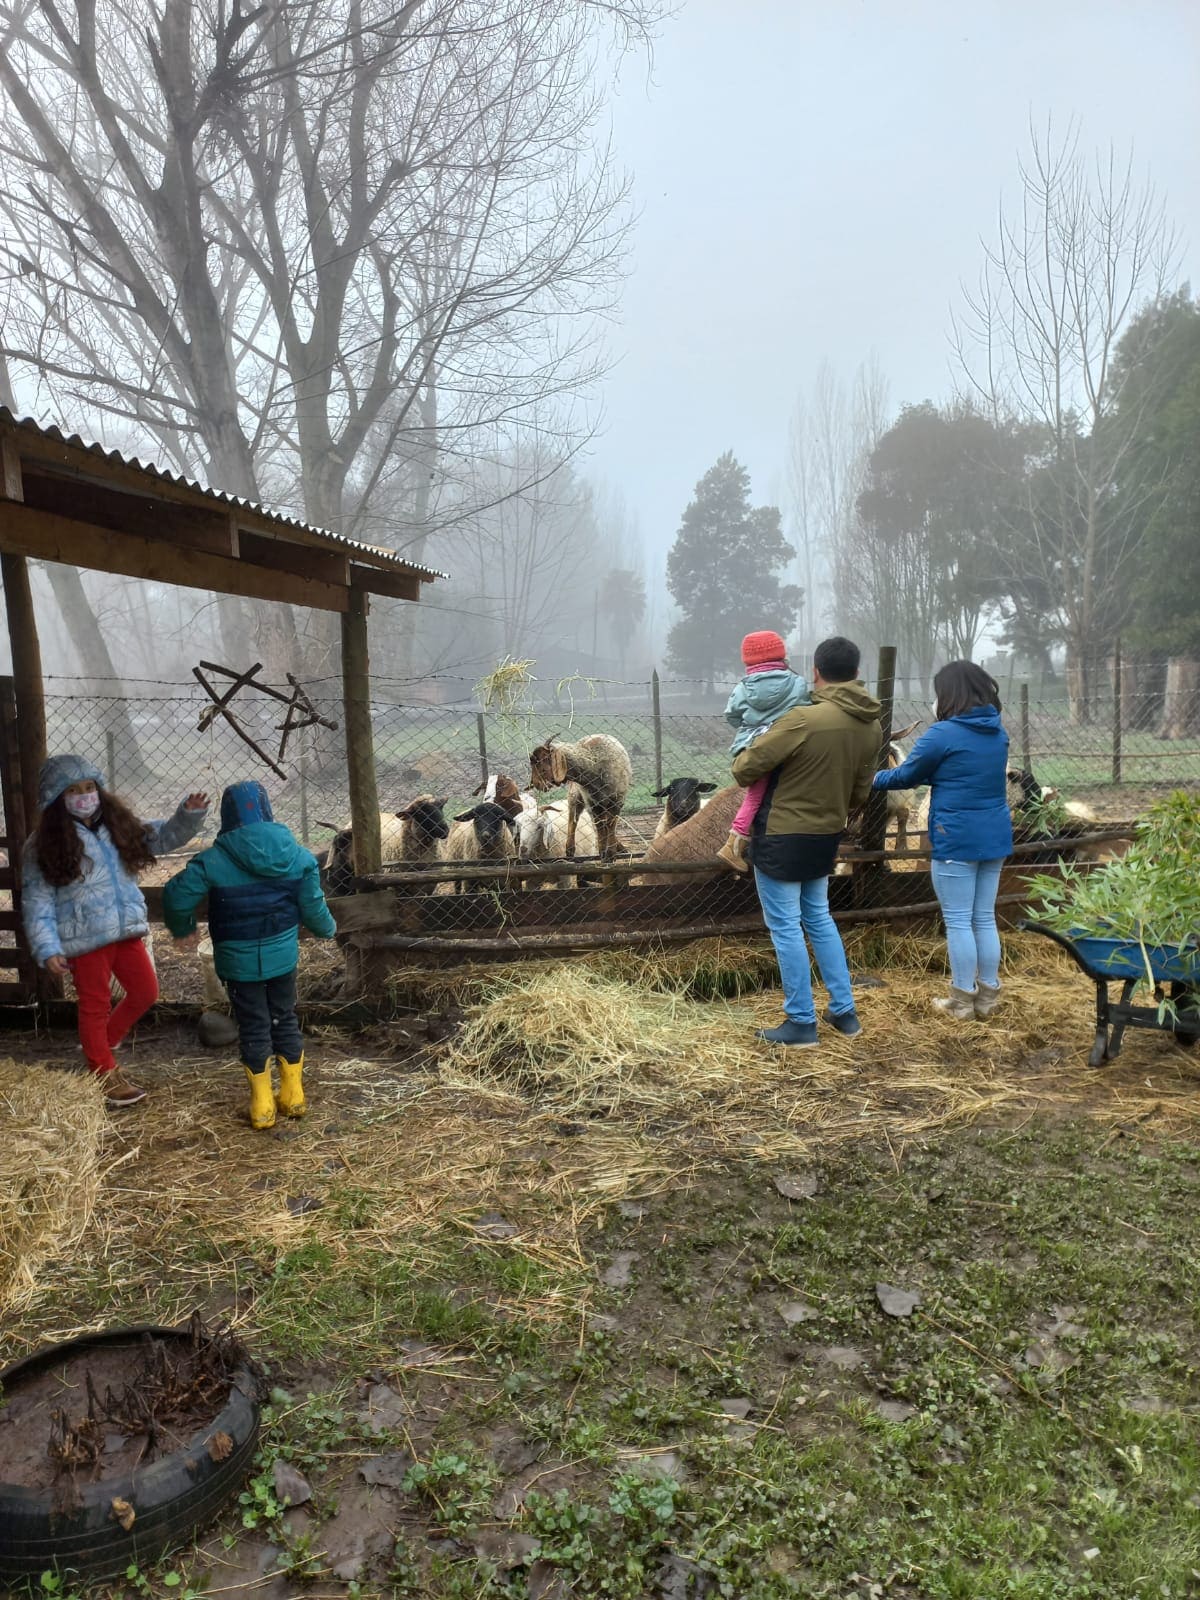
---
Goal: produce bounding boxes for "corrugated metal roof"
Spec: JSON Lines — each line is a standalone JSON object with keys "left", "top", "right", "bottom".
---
{"left": 0, "top": 407, "right": 446, "bottom": 580}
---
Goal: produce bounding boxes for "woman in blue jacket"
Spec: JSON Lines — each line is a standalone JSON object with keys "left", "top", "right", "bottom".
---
{"left": 873, "top": 661, "right": 1013, "bottom": 1020}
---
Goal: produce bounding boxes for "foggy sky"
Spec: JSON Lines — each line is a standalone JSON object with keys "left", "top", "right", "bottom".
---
{"left": 591, "top": 0, "right": 1200, "bottom": 603}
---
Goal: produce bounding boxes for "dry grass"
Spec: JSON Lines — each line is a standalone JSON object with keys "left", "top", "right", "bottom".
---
{"left": 4, "top": 932, "right": 1198, "bottom": 1359}
{"left": 0, "top": 1059, "right": 110, "bottom": 1315}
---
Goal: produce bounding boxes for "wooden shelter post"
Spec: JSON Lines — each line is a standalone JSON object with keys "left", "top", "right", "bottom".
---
{"left": 0, "top": 437, "right": 46, "bottom": 826}
{"left": 341, "top": 587, "right": 382, "bottom": 875}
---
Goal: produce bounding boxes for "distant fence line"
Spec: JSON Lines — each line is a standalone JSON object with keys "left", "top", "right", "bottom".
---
{"left": 16, "top": 677, "right": 1200, "bottom": 851}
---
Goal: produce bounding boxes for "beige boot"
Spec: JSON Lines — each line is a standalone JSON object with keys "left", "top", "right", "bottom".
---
{"left": 716, "top": 831, "right": 750, "bottom": 874}
{"left": 933, "top": 986, "right": 977, "bottom": 1021}
{"left": 275, "top": 1053, "right": 306, "bottom": 1119}
{"left": 974, "top": 981, "right": 1002, "bottom": 1020}
{"left": 245, "top": 1066, "right": 276, "bottom": 1130}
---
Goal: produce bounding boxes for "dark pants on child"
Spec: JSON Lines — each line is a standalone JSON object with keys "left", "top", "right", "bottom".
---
{"left": 226, "top": 970, "right": 303, "bottom": 1073}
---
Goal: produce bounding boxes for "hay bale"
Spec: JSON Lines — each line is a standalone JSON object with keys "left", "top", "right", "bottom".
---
{"left": 0, "top": 1060, "right": 107, "bottom": 1314}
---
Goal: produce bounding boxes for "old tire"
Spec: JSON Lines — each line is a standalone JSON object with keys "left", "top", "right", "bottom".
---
{"left": 0, "top": 1325, "right": 261, "bottom": 1585}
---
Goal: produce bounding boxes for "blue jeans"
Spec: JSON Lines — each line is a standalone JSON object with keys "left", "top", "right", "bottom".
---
{"left": 929, "top": 858, "right": 1005, "bottom": 992}
{"left": 754, "top": 870, "right": 856, "bottom": 1024}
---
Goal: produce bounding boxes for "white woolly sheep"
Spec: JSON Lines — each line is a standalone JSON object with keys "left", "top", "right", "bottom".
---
{"left": 651, "top": 777, "right": 718, "bottom": 842}
{"left": 528, "top": 733, "right": 633, "bottom": 859}
{"left": 516, "top": 805, "right": 598, "bottom": 887}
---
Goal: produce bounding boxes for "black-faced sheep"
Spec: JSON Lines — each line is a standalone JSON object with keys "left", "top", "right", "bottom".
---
{"left": 528, "top": 733, "right": 633, "bottom": 859}
{"left": 651, "top": 777, "right": 718, "bottom": 841}
{"left": 323, "top": 796, "right": 449, "bottom": 897}
{"left": 438, "top": 800, "right": 519, "bottom": 893}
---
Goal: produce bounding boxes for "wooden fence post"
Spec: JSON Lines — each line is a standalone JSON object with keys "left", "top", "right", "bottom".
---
{"left": 651, "top": 670, "right": 663, "bottom": 792}
{"left": 855, "top": 645, "right": 896, "bottom": 896}
{"left": 105, "top": 730, "right": 117, "bottom": 792}
{"left": 341, "top": 587, "right": 381, "bottom": 877}
{"left": 1019, "top": 683, "right": 1031, "bottom": 773}
{"left": 298, "top": 724, "right": 310, "bottom": 846}
{"left": 1111, "top": 637, "right": 1123, "bottom": 786}
{"left": 476, "top": 712, "right": 489, "bottom": 788}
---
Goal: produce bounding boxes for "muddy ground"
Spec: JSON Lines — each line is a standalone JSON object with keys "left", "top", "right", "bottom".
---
{"left": 1, "top": 941, "right": 1199, "bottom": 1600}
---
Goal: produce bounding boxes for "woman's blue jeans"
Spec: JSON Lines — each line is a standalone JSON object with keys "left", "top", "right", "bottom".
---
{"left": 929, "top": 858, "right": 1005, "bottom": 992}
{"left": 753, "top": 870, "right": 856, "bottom": 1024}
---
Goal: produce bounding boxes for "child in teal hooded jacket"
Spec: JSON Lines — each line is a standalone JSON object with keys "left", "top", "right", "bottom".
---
{"left": 163, "top": 780, "right": 335, "bottom": 1130}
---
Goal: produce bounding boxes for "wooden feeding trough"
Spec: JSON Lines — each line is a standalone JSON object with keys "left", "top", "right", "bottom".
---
{"left": 330, "top": 828, "right": 1136, "bottom": 983}
{"left": 0, "top": 409, "right": 443, "bottom": 1008}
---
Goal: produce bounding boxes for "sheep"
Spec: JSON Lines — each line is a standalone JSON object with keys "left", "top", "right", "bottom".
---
{"left": 528, "top": 733, "right": 633, "bottom": 859}
{"left": 476, "top": 772, "right": 538, "bottom": 823}
{"left": 651, "top": 777, "right": 718, "bottom": 842}
{"left": 881, "top": 720, "right": 922, "bottom": 850}
{"left": 438, "top": 800, "right": 519, "bottom": 893}
{"left": 323, "top": 795, "right": 449, "bottom": 897}
{"left": 636, "top": 786, "right": 744, "bottom": 885}
{"left": 516, "top": 804, "right": 599, "bottom": 886}
{"left": 1005, "top": 768, "right": 1125, "bottom": 863}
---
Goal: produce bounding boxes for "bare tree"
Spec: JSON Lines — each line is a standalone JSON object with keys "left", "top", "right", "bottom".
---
{"left": 953, "top": 121, "right": 1177, "bottom": 722}
{"left": 0, "top": 0, "right": 659, "bottom": 673}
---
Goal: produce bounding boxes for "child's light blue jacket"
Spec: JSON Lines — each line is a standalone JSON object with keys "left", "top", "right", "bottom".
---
{"left": 724, "top": 668, "right": 812, "bottom": 754}
{"left": 21, "top": 755, "right": 207, "bottom": 965}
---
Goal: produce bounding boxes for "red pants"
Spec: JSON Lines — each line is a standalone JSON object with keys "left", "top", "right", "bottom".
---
{"left": 69, "top": 937, "right": 159, "bottom": 1073}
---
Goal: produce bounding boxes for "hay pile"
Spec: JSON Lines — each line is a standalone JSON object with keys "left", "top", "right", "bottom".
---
{"left": 0, "top": 1060, "right": 108, "bottom": 1314}
{"left": 441, "top": 966, "right": 771, "bottom": 1116}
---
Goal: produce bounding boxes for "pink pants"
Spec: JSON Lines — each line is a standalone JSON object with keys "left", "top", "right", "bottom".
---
{"left": 732, "top": 776, "right": 769, "bottom": 837}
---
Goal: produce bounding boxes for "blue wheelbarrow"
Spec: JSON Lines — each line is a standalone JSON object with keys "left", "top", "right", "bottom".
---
{"left": 1020, "top": 923, "right": 1200, "bottom": 1068}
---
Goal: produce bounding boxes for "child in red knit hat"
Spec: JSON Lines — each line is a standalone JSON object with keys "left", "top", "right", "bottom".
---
{"left": 718, "top": 632, "right": 811, "bottom": 872}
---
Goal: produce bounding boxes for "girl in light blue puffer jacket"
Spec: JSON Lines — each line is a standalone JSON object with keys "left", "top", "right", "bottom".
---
{"left": 22, "top": 754, "right": 209, "bottom": 1104}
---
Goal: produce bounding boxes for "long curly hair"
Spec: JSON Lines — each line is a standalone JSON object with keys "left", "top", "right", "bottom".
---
{"left": 33, "top": 787, "right": 156, "bottom": 887}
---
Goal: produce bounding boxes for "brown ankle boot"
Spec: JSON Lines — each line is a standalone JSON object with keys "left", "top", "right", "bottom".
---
{"left": 716, "top": 831, "right": 750, "bottom": 873}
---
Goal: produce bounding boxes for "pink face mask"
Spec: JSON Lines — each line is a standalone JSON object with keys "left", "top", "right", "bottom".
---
{"left": 64, "top": 791, "right": 101, "bottom": 820}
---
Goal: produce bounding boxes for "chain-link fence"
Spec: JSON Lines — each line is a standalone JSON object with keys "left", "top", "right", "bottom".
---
{"left": 39, "top": 678, "right": 1200, "bottom": 841}
{"left": 6, "top": 672, "right": 1195, "bottom": 1001}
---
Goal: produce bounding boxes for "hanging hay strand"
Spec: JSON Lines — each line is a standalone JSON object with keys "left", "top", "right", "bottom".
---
{"left": 0, "top": 1060, "right": 108, "bottom": 1315}
{"left": 474, "top": 658, "right": 536, "bottom": 716}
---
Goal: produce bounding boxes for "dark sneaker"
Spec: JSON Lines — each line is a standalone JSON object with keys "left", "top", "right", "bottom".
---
{"left": 757, "top": 1020, "right": 819, "bottom": 1048}
{"left": 101, "top": 1069, "right": 147, "bottom": 1106}
{"left": 823, "top": 1007, "right": 862, "bottom": 1037}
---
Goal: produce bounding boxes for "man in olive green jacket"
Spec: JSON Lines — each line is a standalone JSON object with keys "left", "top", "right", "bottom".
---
{"left": 732, "top": 636, "right": 881, "bottom": 1048}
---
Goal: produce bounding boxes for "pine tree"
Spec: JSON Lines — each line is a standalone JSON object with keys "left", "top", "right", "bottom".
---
{"left": 665, "top": 453, "right": 801, "bottom": 690}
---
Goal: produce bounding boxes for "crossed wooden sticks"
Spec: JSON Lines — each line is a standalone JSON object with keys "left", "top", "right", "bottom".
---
{"left": 192, "top": 660, "right": 338, "bottom": 780}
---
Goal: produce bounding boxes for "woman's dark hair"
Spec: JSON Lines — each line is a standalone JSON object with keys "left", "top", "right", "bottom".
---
{"left": 34, "top": 787, "right": 156, "bottom": 887}
{"left": 934, "top": 660, "right": 1001, "bottom": 721}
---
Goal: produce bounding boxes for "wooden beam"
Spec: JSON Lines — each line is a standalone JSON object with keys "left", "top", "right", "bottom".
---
{"left": 350, "top": 564, "right": 421, "bottom": 602}
{"left": 19, "top": 469, "right": 237, "bottom": 556}
{"left": 341, "top": 587, "right": 382, "bottom": 873}
{"left": 0, "top": 501, "right": 350, "bottom": 612}
{"left": 239, "top": 528, "right": 350, "bottom": 587}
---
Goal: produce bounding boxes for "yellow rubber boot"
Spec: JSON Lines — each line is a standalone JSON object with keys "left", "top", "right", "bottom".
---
{"left": 275, "top": 1054, "right": 306, "bottom": 1119}
{"left": 244, "top": 1066, "right": 276, "bottom": 1130}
